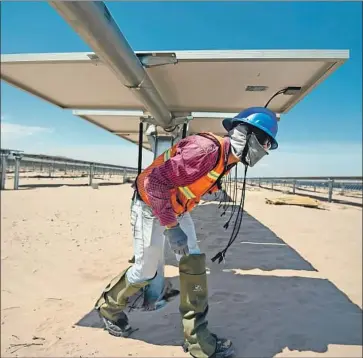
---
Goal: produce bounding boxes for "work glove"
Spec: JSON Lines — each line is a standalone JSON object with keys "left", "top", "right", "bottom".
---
{"left": 164, "top": 224, "right": 189, "bottom": 256}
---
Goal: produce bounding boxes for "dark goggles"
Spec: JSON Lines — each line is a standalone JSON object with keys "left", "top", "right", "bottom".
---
{"left": 249, "top": 126, "right": 272, "bottom": 150}
{"left": 234, "top": 123, "right": 272, "bottom": 150}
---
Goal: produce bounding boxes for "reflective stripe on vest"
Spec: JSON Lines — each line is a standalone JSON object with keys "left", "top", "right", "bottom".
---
{"left": 178, "top": 186, "right": 196, "bottom": 199}
{"left": 164, "top": 149, "right": 171, "bottom": 161}
{"left": 179, "top": 170, "right": 220, "bottom": 198}
{"left": 206, "top": 170, "right": 220, "bottom": 180}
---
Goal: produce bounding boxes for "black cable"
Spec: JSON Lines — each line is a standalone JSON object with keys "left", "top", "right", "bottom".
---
{"left": 212, "top": 165, "right": 248, "bottom": 264}
{"left": 222, "top": 173, "right": 230, "bottom": 211}
{"left": 264, "top": 88, "right": 287, "bottom": 108}
{"left": 182, "top": 123, "right": 188, "bottom": 139}
{"left": 218, "top": 176, "right": 227, "bottom": 209}
{"left": 151, "top": 126, "right": 159, "bottom": 159}
{"left": 137, "top": 121, "right": 144, "bottom": 175}
{"left": 225, "top": 166, "right": 247, "bottom": 249}
{"left": 226, "top": 171, "right": 233, "bottom": 210}
{"left": 221, "top": 171, "right": 232, "bottom": 216}
{"left": 217, "top": 179, "right": 225, "bottom": 210}
{"left": 223, "top": 165, "right": 238, "bottom": 230}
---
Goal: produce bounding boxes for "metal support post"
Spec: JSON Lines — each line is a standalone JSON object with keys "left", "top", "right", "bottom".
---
{"left": 89, "top": 164, "right": 94, "bottom": 186}
{"left": 1, "top": 155, "right": 8, "bottom": 190}
{"left": 258, "top": 178, "right": 261, "bottom": 187}
{"left": 154, "top": 135, "right": 173, "bottom": 157}
{"left": 13, "top": 156, "right": 21, "bottom": 190}
{"left": 271, "top": 181, "right": 274, "bottom": 190}
{"left": 292, "top": 180, "right": 296, "bottom": 194}
{"left": 328, "top": 179, "right": 334, "bottom": 202}
{"left": 142, "top": 132, "right": 173, "bottom": 308}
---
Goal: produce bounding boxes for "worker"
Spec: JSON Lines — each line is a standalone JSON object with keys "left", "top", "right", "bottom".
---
{"left": 95, "top": 107, "right": 279, "bottom": 358}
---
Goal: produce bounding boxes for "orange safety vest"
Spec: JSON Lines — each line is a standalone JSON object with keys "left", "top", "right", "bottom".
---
{"left": 135, "top": 132, "right": 230, "bottom": 216}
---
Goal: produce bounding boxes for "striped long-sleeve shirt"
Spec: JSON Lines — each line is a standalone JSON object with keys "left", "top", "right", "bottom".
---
{"left": 144, "top": 134, "right": 231, "bottom": 226}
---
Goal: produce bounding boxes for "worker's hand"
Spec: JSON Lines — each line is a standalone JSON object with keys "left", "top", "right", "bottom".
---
{"left": 164, "top": 224, "right": 189, "bottom": 256}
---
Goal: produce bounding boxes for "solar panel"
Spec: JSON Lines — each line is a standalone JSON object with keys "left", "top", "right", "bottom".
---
{"left": 1, "top": 50, "right": 348, "bottom": 113}
{"left": 73, "top": 110, "right": 234, "bottom": 150}
{"left": 1, "top": 49, "right": 348, "bottom": 150}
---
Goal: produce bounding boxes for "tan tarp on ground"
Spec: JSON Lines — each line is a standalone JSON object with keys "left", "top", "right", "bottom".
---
{"left": 265, "top": 195, "right": 323, "bottom": 209}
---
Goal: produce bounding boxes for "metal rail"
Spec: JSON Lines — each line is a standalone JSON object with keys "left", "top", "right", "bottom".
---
{"left": 49, "top": 1, "right": 173, "bottom": 129}
{"left": 1, "top": 149, "right": 138, "bottom": 190}
{"left": 247, "top": 176, "right": 362, "bottom": 181}
{"left": 246, "top": 176, "right": 362, "bottom": 204}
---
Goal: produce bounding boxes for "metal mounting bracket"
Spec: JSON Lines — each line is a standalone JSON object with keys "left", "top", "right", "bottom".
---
{"left": 87, "top": 52, "right": 178, "bottom": 69}
{"left": 137, "top": 53, "right": 178, "bottom": 68}
{"left": 143, "top": 114, "right": 193, "bottom": 143}
{"left": 141, "top": 114, "right": 193, "bottom": 129}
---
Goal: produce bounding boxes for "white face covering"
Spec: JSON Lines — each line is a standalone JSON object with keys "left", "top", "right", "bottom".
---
{"left": 229, "top": 124, "right": 248, "bottom": 159}
{"left": 229, "top": 124, "right": 269, "bottom": 167}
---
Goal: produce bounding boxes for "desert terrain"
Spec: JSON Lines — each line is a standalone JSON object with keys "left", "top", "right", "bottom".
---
{"left": 1, "top": 180, "right": 362, "bottom": 357}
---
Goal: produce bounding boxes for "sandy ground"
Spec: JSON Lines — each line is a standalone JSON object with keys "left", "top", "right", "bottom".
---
{"left": 1, "top": 182, "right": 362, "bottom": 357}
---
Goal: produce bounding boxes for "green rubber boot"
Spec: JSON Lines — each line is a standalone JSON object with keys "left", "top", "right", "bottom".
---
{"left": 179, "top": 254, "right": 234, "bottom": 358}
{"left": 95, "top": 267, "right": 148, "bottom": 337}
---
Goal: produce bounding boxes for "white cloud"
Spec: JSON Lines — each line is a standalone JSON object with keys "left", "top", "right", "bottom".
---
{"left": 1, "top": 122, "right": 54, "bottom": 139}
{"left": 0, "top": 118, "right": 150, "bottom": 168}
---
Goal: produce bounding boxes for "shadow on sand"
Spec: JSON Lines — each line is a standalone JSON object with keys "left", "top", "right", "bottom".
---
{"left": 76, "top": 202, "right": 362, "bottom": 357}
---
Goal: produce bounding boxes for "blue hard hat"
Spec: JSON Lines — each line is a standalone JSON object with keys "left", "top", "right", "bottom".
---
{"left": 222, "top": 107, "right": 279, "bottom": 150}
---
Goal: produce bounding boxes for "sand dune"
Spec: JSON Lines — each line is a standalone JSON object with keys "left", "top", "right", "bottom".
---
{"left": 1, "top": 183, "right": 362, "bottom": 357}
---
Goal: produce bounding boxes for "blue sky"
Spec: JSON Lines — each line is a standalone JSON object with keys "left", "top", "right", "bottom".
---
{"left": 1, "top": 1, "right": 362, "bottom": 176}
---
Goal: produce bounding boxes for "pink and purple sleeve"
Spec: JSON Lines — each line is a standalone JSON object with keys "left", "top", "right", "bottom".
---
{"left": 144, "top": 136, "right": 219, "bottom": 226}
